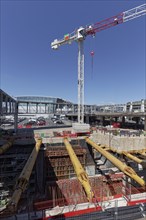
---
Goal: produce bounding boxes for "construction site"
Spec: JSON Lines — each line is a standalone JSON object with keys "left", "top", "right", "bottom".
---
{"left": 0, "top": 126, "right": 146, "bottom": 219}
{"left": 0, "top": 2, "right": 146, "bottom": 220}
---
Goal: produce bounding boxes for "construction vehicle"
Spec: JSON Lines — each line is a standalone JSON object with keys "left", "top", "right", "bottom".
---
{"left": 51, "top": 4, "right": 146, "bottom": 124}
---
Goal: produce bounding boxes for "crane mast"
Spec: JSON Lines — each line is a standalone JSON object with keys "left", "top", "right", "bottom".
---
{"left": 78, "top": 40, "right": 84, "bottom": 123}
{"left": 51, "top": 4, "right": 146, "bottom": 124}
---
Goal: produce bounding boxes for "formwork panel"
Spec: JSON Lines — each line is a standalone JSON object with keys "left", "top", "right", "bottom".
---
{"left": 34, "top": 174, "right": 129, "bottom": 210}
{"left": 45, "top": 145, "right": 86, "bottom": 180}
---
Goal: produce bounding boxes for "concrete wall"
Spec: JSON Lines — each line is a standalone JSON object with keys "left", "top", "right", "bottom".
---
{"left": 91, "top": 131, "right": 146, "bottom": 153}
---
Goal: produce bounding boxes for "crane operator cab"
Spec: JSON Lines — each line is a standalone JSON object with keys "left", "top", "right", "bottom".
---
{"left": 77, "top": 27, "right": 86, "bottom": 41}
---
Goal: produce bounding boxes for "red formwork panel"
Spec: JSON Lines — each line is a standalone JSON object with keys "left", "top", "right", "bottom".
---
{"left": 34, "top": 174, "right": 127, "bottom": 211}
{"left": 34, "top": 173, "right": 146, "bottom": 211}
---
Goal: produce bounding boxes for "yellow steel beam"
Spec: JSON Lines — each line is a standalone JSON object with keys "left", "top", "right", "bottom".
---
{"left": 100, "top": 145, "right": 111, "bottom": 151}
{"left": 139, "top": 152, "right": 146, "bottom": 156}
{"left": 98, "top": 143, "right": 145, "bottom": 163}
{"left": 0, "top": 138, "right": 14, "bottom": 154}
{"left": 63, "top": 138, "right": 93, "bottom": 201}
{"left": 122, "top": 151, "right": 143, "bottom": 164}
{"left": 85, "top": 137, "right": 145, "bottom": 187}
{"left": 99, "top": 144, "right": 146, "bottom": 168}
{"left": 8, "top": 138, "right": 42, "bottom": 212}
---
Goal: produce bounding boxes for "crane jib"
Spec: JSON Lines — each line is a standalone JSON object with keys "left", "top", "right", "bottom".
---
{"left": 123, "top": 3, "right": 146, "bottom": 22}
{"left": 85, "top": 13, "right": 123, "bottom": 36}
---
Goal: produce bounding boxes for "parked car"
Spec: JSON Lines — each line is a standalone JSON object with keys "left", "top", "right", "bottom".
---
{"left": 37, "top": 117, "right": 45, "bottom": 122}
{"left": 54, "top": 120, "right": 63, "bottom": 124}
{"left": 37, "top": 120, "right": 46, "bottom": 126}
{"left": 24, "top": 121, "right": 37, "bottom": 126}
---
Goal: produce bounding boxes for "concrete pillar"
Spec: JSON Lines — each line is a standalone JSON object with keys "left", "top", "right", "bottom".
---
{"left": 122, "top": 116, "right": 125, "bottom": 127}
{"left": 115, "top": 117, "right": 118, "bottom": 122}
{"left": 101, "top": 116, "right": 105, "bottom": 126}
{"left": 85, "top": 115, "right": 89, "bottom": 124}
{"left": 123, "top": 105, "right": 127, "bottom": 112}
{"left": 53, "top": 104, "right": 56, "bottom": 114}
{"left": 110, "top": 117, "right": 113, "bottom": 125}
{"left": 12, "top": 101, "right": 15, "bottom": 113}
{"left": 45, "top": 104, "right": 47, "bottom": 114}
{"left": 5, "top": 96, "right": 8, "bottom": 113}
{"left": 144, "top": 116, "right": 146, "bottom": 131}
{"left": 14, "top": 102, "right": 18, "bottom": 133}
{"left": 9, "top": 99, "right": 12, "bottom": 113}
{"left": 129, "top": 102, "right": 133, "bottom": 112}
{"left": 36, "top": 103, "right": 38, "bottom": 113}
{"left": 72, "top": 104, "right": 75, "bottom": 113}
{"left": 27, "top": 102, "right": 29, "bottom": 114}
{"left": 141, "top": 99, "right": 145, "bottom": 112}
{"left": 135, "top": 117, "right": 140, "bottom": 129}
{"left": 0, "top": 92, "right": 3, "bottom": 115}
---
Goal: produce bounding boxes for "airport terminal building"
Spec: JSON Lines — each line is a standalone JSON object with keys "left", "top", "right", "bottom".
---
{"left": 16, "top": 96, "right": 71, "bottom": 115}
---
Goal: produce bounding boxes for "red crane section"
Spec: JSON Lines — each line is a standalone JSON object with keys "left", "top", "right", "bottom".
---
{"left": 85, "top": 13, "right": 123, "bottom": 36}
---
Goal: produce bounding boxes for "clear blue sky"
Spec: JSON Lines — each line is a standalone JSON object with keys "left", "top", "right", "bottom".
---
{"left": 1, "top": 0, "right": 146, "bottom": 105}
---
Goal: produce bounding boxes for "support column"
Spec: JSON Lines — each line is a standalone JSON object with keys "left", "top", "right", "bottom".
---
{"left": 85, "top": 115, "right": 89, "bottom": 124}
{"left": 44, "top": 104, "right": 46, "bottom": 114}
{"left": 5, "top": 96, "right": 8, "bottom": 113}
{"left": 27, "top": 103, "right": 29, "bottom": 114}
{"left": 110, "top": 117, "right": 113, "bottom": 125}
{"left": 141, "top": 99, "right": 145, "bottom": 112}
{"left": 36, "top": 103, "right": 38, "bottom": 114}
{"left": 72, "top": 104, "right": 74, "bottom": 114}
{"left": 122, "top": 116, "right": 125, "bottom": 128}
{"left": 9, "top": 99, "right": 12, "bottom": 113}
{"left": 129, "top": 102, "right": 133, "bottom": 112}
{"left": 53, "top": 104, "right": 56, "bottom": 114}
{"left": 135, "top": 117, "right": 140, "bottom": 129}
{"left": 144, "top": 116, "right": 146, "bottom": 131}
{"left": 0, "top": 92, "right": 3, "bottom": 115}
{"left": 115, "top": 117, "right": 118, "bottom": 122}
{"left": 14, "top": 102, "right": 18, "bottom": 133}
{"left": 100, "top": 116, "right": 105, "bottom": 126}
{"left": 12, "top": 101, "right": 15, "bottom": 113}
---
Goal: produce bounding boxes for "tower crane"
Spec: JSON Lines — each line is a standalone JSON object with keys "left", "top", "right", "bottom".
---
{"left": 51, "top": 4, "right": 146, "bottom": 124}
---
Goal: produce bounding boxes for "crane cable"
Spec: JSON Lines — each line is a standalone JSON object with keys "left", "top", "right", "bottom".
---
{"left": 90, "top": 50, "right": 94, "bottom": 78}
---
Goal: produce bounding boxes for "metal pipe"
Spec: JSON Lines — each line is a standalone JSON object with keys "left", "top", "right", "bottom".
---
{"left": 63, "top": 138, "right": 93, "bottom": 201}
{"left": 86, "top": 137, "right": 145, "bottom": 186}
{"left": 0, "top": 139, "right": 14, "bottom": 155}
{"left": 8, "top": 138, "right": 42, "bottom": 212}
{"left": 122, "top": 151, "right": 142, "bottom": 164}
